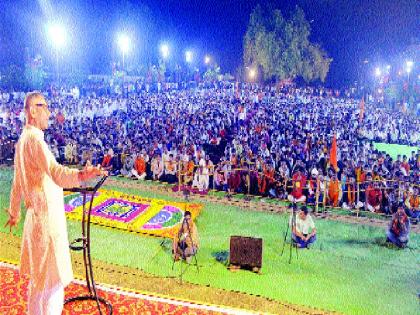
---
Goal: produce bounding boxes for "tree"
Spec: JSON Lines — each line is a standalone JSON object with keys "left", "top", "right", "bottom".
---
{"left": 203, "top": 65, "right": 221, "bottom": 82}
{"left": 243, "top": 5, "right": 332, "bottom": 83}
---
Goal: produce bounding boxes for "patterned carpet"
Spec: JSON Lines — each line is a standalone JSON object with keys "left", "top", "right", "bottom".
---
{"left": 0, "top": 263, "right": 242, "bottom": 315}
{"left": 64, "top": 189, "right": 203, "bottom": 238}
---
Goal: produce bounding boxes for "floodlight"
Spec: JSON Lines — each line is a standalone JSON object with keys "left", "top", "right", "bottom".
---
{"left": 185, "top": 51, "right": 193, "bottom": 63}
{"left": 117, "top": 34, "right": 130, "bottom": 54}
{"left": 160, "top": 44, "right": 169, "bottom": 59}
{"left": 47, "top": 24, "right": 66, "bottom": 49}
{"left": 204, "top": 55, "right": 210, "bottom": 64}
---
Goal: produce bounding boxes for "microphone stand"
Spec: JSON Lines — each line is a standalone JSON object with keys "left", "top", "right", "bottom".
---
{"left": 64, "top": 175, "right": 113, "bottom": 315}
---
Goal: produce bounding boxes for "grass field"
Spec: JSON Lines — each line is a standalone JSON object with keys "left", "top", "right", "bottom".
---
{"left": 0, "top": 168, "right": 419, "bottom": 315}
{"left": 373, "top": 142, "right": 419, "bottom": 160}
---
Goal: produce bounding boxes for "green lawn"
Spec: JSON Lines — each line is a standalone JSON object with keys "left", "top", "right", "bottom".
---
{"left": 373, "top": 142, "right": 419, "bottom": 160}
{"left": 0, "top": 168, "right": 419, "bottom": 315}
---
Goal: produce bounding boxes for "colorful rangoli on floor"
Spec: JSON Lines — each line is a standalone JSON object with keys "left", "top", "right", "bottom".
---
{"left": 64, "top": 189, "right": 202, "bottom": 238}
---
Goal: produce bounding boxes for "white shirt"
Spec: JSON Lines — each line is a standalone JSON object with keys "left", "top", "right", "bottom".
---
{"left": 290, "top": 214, "right": 315, "bottom": 235}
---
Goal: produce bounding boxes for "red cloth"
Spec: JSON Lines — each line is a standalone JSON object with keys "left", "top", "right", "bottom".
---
{"left": 366, "top": 185, "right": 382, "bottom": 206}
{"left": 102, "top": 155, "right": 112, "bottom": 168}
{"left": 292, "top": 173, "right": 307, "bottom": 199}
{"left": 134, "top": 157, "right": 146, "bottom": 174}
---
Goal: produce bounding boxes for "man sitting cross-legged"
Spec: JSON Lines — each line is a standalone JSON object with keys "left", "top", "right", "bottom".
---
{"left": 290, "top": 206, "right": 317, "bottom": 248}
{"left": 173, "top": 211, "right": 199, "bottom": 263}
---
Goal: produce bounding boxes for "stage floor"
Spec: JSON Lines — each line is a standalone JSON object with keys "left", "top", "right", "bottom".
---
{"left": 0, "top": 261, "right": 249, "bottom": 315}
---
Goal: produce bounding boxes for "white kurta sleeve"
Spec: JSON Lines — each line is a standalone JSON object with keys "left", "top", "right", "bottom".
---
{"left": 29, "top": 136, "right": 81, "bottom": 189}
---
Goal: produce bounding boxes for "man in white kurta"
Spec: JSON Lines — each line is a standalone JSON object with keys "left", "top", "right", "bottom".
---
{"left": 5, "top": 92, "right": 104, "bottom": 315}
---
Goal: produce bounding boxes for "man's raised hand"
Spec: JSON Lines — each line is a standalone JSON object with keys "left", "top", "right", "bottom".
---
{"left": 79, "top": 161, "right": 108, "bottom": 182}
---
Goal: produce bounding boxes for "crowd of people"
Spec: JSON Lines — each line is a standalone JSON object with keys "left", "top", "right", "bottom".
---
{"left": 1, "top": 85, "right": 419, "bottom": 226}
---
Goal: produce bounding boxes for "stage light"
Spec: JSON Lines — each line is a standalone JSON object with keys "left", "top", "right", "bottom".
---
{"left": 47, "top": 24, "right": 66, "bottom": 49}
{"left": 374, "top": 67, "right": 381, "bottom": 77}
{"left": 386, "top": 65, "right": 391, "bottom": 71}
{"left": 185, "top": 50, "right": 193, "bottom": 63}
{"left": 160, "top": 44, "right": 169, "bottom": 59}
{"left": 117, "top": 34, "right": 130, "bottom": 54}
{"left": 204, "top": 55, "right": 210, "bottom": 65}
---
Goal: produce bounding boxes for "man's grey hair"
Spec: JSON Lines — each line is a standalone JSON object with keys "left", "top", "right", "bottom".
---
{"left": 23, "top": 91, "right": 44, "bottom": 113}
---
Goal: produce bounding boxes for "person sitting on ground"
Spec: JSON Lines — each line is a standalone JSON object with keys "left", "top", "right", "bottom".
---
{"left": 132, "top": 152, "right": 147, "bottom": 180}
{"left": 214, "top": 164, "right": 227, "bottom": 191}
{"left": 404, "top": 187, "right": 419, "bottom": 224}
{"left": 151, "top": 154, "right": 163, "bottom": 181}
{"left": 120, "top": 153, "right": 134, "bottom": 178}
{"left": 386, "top": 203, "right": 410, "bottom": 248}
{"left": 288, "top": 168, "right": 307, "bottom": 203}
{"left": 290, "top": 206, "right": 317, "bottom": 248}
{"left": 164, "top": 153, "right": 178, "bottom": 183}
{"left": 101, "top": 148, "right": 114, "bottom": 172}
{"left": 172, "top": 211, "right": 199, "bottom": 263}
{"left": 366, "top": 181, "right": 383, "bottom": 212}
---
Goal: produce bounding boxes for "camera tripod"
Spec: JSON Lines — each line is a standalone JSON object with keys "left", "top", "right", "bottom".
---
{"left": 171, "top": 188, "right": 199, "bottom": 283}
{"left": 280, "top": 202, "right": 299, "bottom": 264}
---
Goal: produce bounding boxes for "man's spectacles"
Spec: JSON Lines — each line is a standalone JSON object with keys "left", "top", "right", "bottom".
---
{"left": 35, "top": 103, "right": 48, "bottom": 109}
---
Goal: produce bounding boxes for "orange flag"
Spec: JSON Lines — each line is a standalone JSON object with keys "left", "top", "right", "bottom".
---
{"left": 359, "top": 97, "right": 365, "bottom": 122}
{"left": 330, "top": 134, "right": 338, "bottom": 171}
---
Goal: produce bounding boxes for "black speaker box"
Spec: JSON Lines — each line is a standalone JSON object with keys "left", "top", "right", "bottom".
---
{"left": 229, "top": 236, "right": 263, "bottom": 269}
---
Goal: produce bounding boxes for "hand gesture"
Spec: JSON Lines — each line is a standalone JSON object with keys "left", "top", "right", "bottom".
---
{"left": 4, "top": 212, "right": 19, "bottom": 233}
{"left": 79, "top": 161, "right": 108, "bottom": 182}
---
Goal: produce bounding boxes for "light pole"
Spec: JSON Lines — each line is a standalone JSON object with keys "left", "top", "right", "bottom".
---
{"left": 47, "top": 23, "right": 66, "bottom": 82}
{"left": 204, "top": 55, "right": 211, "bottom": 66}
{"left": 185, "top": 51, "right": 193, "bottom": 64}
{"left": 374, "top": 67, "right": 381, "bottom": 102}
{"left": 406, "top": 61, "right": 413, "bottom": 82}
{"left": 160, "top": 43, "right": 170, "bottom": 60}
{"left": 117, "top": 34, "right": 130, "bottom": 71}
{"left": 185, "top": 51, "right": 193, "bottom": 83}
{"left": 160, "top": 43, "right": 170, "bottom": 82}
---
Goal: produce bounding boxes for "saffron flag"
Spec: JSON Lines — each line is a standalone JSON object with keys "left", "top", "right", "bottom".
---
{"left": 330, "top": 134, "right": 338, "bottom": 171}
{"left": 359, "top": 97, "right": 365, "bottom": 122}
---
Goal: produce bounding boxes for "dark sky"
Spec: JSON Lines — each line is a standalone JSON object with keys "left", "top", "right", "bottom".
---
{"left": 0, "top": 0, "right": 419, "bottom": 87}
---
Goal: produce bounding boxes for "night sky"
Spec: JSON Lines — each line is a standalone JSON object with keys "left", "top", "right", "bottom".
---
{"left": 0, "top": 0, "right": 419, "bottom": 87}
